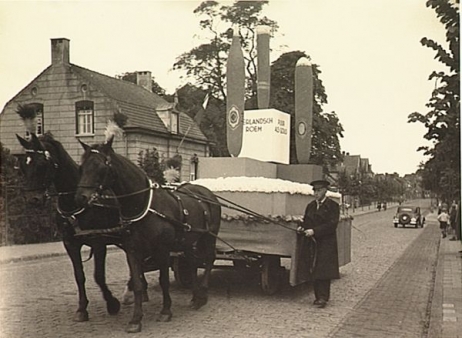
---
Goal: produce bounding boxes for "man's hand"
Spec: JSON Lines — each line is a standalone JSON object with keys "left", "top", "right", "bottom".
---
{"left": 304, "top": 229, "right": 314, "bottom": 237}
{"left": 296, "top": 226, "right": 305, "bottom": 234}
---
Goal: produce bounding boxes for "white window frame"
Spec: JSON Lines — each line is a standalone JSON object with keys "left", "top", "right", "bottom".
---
{"left": 171, "top": 112, "right": 179, "bottom": 134}
{"left": 35, "top": 107, "right": 44, "bottom": 135}
{"left": 76, "top": 101, "right": 94, "bottom": 135}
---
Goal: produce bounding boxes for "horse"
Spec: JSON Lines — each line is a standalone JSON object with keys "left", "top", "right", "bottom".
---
{"left": 75, "top": 135, "right": 221, "bottom": 333}
{"left": 15, "top": 132, "right": 144, "bottom": 322}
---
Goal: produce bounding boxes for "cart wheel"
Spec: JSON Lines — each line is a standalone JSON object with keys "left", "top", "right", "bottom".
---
{"left": 173, "top": 257, "right": 197, "bottom": 289}
{"left": 261, "top": 256, "right": 282, "bottom": 295}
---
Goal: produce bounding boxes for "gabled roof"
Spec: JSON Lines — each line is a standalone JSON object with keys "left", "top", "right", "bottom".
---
{"left": 71, "top": 64, "right": 207, "bottom": 141}
{"left": 344, "top": 155, "right": 361, "bottom": 169}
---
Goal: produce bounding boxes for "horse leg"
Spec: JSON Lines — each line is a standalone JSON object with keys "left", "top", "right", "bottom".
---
{"left": 156, "top": 249, "right": 172, "bottom": 322}
{"left": 63, "top": 240, "right": 89, "bottom": 322}
{"left": 123, "top": 273, "right": 149, "bottom": 305}
{"left": 125, "top": 251, "right": 144, "bottom": 333}
{"left": 122, "top": 277, "right": 134, "bottom": 305}
{"left": 191, "top": 236, "right": 216, "bottom": 310}
{"left": 92, "top": 245, "right": 120, "bottom": 315}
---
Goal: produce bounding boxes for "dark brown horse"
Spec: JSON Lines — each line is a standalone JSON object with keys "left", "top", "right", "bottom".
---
{"left": 75, "top": 136, "right": 221, "bottom": 333}
{"left": 16, "top": 133, "right": 130, "bottom": 322}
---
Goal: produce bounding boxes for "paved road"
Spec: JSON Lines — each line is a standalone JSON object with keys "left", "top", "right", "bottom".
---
{"left": 0, "top": 200, "right": 433, "bottom": 337}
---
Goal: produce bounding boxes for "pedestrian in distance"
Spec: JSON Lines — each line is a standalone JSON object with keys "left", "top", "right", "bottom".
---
{"left": 382, "top": 202, "right": 387, "bottom": 211}
{"left": 449, "top": 201, "right": 458, "bottom": 241}
{"left": 437, "top": 207, "right": 450, "bottom": 238}
{"left": 297, "top": 179, "right": 340, "bottom": 309}
{"left": 377, "top": 202, "right": 382, "bottom": 212}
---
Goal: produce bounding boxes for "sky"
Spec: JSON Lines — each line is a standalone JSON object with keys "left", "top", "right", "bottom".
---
{"left": 0, "top": 0, "right": 450, "bottom": 175}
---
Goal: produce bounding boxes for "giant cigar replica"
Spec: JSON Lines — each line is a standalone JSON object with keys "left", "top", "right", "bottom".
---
{"left": 295, "top": 57, "right": 313, "bottom": 163}
{"left": 256, "top": 25, "right": 271, "bottom": 109}
{"left": 226, "top": 25, "right": 245, "bottom": 157}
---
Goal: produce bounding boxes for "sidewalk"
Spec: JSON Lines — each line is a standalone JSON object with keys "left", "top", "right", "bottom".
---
{"left": 0, "top": 241, "right": 95, "bottom": 264}
{"left": 428, "top": 227, "right": 462, "bottom": 337}
{"left": 329, "top": 212, "right": 462, "bottom": 337}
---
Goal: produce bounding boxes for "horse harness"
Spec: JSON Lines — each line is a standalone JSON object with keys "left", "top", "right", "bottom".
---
{"left": 23, "top": 148, "right": 59, "bottom": 195}
{"left": 72, "top": 181, "right": 212, "bottom": 240}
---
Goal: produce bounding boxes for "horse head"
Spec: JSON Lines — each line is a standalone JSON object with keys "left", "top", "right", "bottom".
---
{"left": 16, "top": 133, "right": 59, "bottom": 205}
{"left": 75, "top": 136, "right": 117, "bottom": 208}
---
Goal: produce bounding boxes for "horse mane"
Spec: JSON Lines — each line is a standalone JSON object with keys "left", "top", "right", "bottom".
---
{"left": 39, "top": 132, "right": 78, "bottom": 169}
{"left": 82, "top": 142, "right": 148, "bottom": 179}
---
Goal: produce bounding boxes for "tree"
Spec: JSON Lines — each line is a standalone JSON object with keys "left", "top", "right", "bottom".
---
{"left": 173, "top": 1, "right": 278, "bottom": 156}
{"left": 1, "top": 143, "right": 58, "bottom": 245}
{"left": 175, "top": 84, "right": 230, "bottom": 156}
{"left": 137, "top": 148, "right": 166, "bottom": 185}
{"left": 270, "top": 51, "right": 344, "bottom": 168}
{"left": 173, "top": 0, "right": 278, "bottom": 101}
{"left": 408, "top": 0, "right": 460, "bottom": 202}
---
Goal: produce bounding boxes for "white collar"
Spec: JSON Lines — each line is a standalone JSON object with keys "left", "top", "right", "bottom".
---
{"left": 317, "top": 197, "right": 327, "bottom": 204}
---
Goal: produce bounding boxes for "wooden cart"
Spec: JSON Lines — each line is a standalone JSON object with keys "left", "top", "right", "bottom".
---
{"left": 172, "top": 216, "right": 352, "bottom": 295}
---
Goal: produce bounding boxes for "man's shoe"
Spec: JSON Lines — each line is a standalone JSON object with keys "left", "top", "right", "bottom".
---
{"left": 313, "top": 299, "right": 320, "bottom": 305}
{"left": 450, "top": 237, "right": 457, "bottom": 241}
{"left": 316, "top": 299, "right": 327, "bottom": 308}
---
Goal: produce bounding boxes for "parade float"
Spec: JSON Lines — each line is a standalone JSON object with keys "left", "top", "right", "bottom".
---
{"left": 188, "top": 25, "right": 351, "bottom": 294}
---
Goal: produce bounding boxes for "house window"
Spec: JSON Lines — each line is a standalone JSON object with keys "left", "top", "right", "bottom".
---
{"left": 189, "top": 154, "right": 198, "bottom": 181}
{"left": 36, "top": 115, "right": 43, "bottom": 135}
{"left": 75, "top": 100, "right": 94, "bottom": 135}
{"left": 32, "top": 103, "right": 44, "bottom": 135}
{"left": 171, "top": 112, "right": 179, "bottom": 134}
{"left": 157, "top": 109, "right": 179, "bottom": 134}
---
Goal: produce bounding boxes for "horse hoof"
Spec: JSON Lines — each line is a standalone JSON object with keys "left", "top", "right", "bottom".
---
{"left": 190, "top": 298, "right": 207, "bottom": 310}
{"left": 107, "top": 298, "right": 121, "bottom": 315}
{"left": 156, "top": 312, "right": 172, "bottom": 322}
{"left": 74, "top": 311, "right": 89, "bottom": 322}
{"left": 126, "top": 323, "right": 142, "bottom": 333}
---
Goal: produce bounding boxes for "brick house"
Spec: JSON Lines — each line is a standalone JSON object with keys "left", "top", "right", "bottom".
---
{"left": 0, "top": 38, "right": 210, "bottom": 181}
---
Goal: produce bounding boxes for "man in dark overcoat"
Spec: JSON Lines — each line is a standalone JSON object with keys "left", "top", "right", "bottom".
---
{"left": 297, "top": 179, "right": 340, "bottom": 308}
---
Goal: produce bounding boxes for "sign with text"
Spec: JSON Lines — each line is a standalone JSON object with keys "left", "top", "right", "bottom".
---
{"left": 238, "top": 109, "right": 290, "bottom": 164}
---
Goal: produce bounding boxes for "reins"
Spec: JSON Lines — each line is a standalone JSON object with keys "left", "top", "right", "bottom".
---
{"left": 98, "top": 183, "right": 300, "bottom": 233}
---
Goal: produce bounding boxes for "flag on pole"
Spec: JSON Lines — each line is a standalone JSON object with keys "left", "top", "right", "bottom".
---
{"left": 194, "top": 92, "right": 210, "bottom": 125}
{"left": 177, "top": 91, "right": 209, "bottom": 152}
{"left": 202, "top": 92, "right": 210, "bottom": 110}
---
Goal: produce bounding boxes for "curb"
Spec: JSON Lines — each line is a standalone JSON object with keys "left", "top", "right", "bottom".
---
{"left": 0, "top": 244, "right": 119, "bottom": 265}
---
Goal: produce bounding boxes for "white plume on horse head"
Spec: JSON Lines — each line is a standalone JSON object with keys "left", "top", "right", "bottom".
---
{"left": 16, "top": 104, "right": 37, "bottom": 135}
{"left": 104, "top": 120, "right": 124, "bottom": 143}
{"left": 163, "top": 167, "right": 180, "bottom": 184}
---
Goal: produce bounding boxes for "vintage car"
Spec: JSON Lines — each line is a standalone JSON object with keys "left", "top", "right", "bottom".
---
{"left": 393, "top": 206, "right": 424, "bottom": 228}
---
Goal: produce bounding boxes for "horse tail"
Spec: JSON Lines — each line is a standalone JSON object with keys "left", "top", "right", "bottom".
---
{"left": 82, "top": 248, "right": 94, "bottom": 262}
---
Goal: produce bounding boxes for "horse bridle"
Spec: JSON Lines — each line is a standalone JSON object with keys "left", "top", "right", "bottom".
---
{"left": 77, "top": 149, "right": 117, "bottom": 205}
{"left": 23, "top": 148, "right": 59, "bottom": 196}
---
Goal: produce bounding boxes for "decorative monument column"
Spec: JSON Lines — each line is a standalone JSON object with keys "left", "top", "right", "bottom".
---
{"left": 256, "top": 25, "right": 271, "bottom": 110}
{"left": 295, "top": 57, "right": 313, "bottom": 163}
{"left": 226, "top": 25, "right": 245, "bottom": 157}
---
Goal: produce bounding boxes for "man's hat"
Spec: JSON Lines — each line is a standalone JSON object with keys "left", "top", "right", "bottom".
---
{"left": 310, "top": 179, "right": 330, "bottom": 189}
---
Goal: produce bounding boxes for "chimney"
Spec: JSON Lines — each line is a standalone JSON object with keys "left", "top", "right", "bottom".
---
{"left": 173, "top": 91, "right": 179, "bottom": 109}
{"left": 51, "top": 38, "right": 70, "bottom": 65}
{"left": 136, "top": 71, "right": 152, "bottom": 91}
